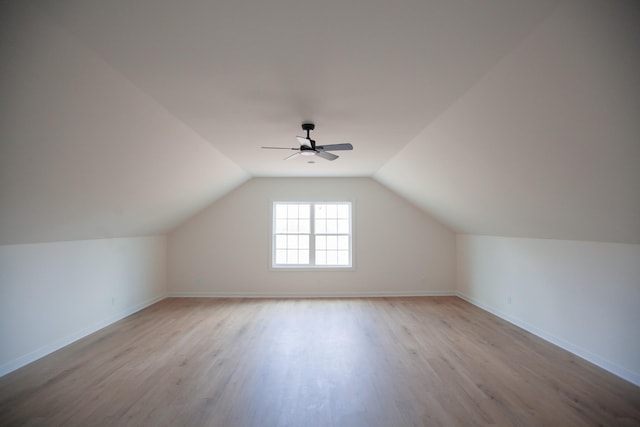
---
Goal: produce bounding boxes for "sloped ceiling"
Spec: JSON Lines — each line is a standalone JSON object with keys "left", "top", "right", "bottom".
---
{"left": 29, "top": 0, "right": 561, "bottom": 177}
{"left": 1, "top": 0, "right": 638, "bottom": 245}
{"left": 376, "top": 0, "right": 640, "bottom": 243}
{"left": 0, "top": 2, "right": 249, "bottom": 244}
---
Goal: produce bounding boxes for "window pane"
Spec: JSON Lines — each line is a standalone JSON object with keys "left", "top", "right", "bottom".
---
{"left": 337, "top": 204, "right": 349, "bottom": 218}
{"left": 276, "top": 235, "right": 287, "bottom": 249}
{"left": 276, "top": 204, "right": 288, "bottom": 218}
{"left": 299, "top": 235, "right": 309, "bottom": 249}
{"left": 327, "top": 204, "right": 337, "bottom": 218}
{"left": 315, "top": 219, "right": 326, "bottom": 234}
{"left": 327, "top": 236, "right": 338, "bottom": 250}
{"left": 337, "top": 251, "right": 349, "bottom": 265}
{"left": 316, "top": 250, "right": 326, "bottom": 265}
{"left": 276, "top": 219, "right": 287, "bottom": 233}
{"left": 327, "top": 219, "right": 338, "bottom": 233}
{"left": 287, "top": 219, "right": 298, "bottom": 233}
{"left": 299, "top": 250, "right": 309, "bottom": 264}
{"left": 299, "top": 204, "right": 310, "bottom": 218}
{"left": 299, "top": 219, "right": 310, "bottom": 234}
{"left": 275, "top": 250, "right": 287, "bottom": 264}
{"left": 338, "top": 219, "right": 349, "bottom": 234}
{"left": 326, "top": 251, "right": 338, "bottom": 265}
{"left": 288, "top": 204, "right": 299, "bottom": 218}
{"left": 338, "top": 236, "right": 349, "bottom": 250}
{"left": 287, "top": 250, "right": 299, "bottom": 264}
{"left": 316, "top": 236, "right": 326, "bottom": 250}
{"left": 288, "top": 235, "right": 298, "bottom": 249}
{"left": 315, "top": 204, "right": 326, "bottom": 218}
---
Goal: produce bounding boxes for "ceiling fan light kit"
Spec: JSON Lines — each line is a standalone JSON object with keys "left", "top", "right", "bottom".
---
{"left": 261, "top": 123, "right": 353, "bottom": 161}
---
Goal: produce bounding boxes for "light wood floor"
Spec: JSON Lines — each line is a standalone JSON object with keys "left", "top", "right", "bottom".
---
{"left": 1, "top": 297, "right": 639, "bottom": 426}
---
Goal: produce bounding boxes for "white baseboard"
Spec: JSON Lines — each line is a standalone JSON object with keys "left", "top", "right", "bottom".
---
{"left": 167, "top": 290, "right": 455, "bottom": 298}
{"left": 456, "top": 292, "right": 640, "bottom": 388}
{"left": 0, "top": 295, "right": 166, "bottom": 378}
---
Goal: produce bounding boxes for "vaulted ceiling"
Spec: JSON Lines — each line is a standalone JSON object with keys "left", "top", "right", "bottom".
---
{"left": 1, "top": 0, "right": 638, "bottom": 245}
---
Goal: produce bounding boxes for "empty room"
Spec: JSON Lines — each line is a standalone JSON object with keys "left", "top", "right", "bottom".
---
{"left": 1, "top": 0, "right": 639, "bottom": 425}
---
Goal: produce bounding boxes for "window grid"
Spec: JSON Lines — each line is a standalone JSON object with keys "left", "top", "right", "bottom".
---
{"left": 274, "top": 203, "right": 310, "bottom": 265}
{"left": 273, "top": 202, "right": 351, "bottom": 268}
{"left": 314, "top": 203, "right": 350, "bottom": 266}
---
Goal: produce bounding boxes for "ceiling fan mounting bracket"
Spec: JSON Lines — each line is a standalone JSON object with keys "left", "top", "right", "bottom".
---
{"left": 301, "top": 123, "right": 315, "bottom": 132}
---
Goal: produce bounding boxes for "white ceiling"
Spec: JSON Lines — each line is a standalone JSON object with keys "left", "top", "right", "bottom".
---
{"left": 376, "top": 0, "right": 640, "bottom": 243}
{"left": 0, "top": 2, "right": 249, "bottom": 244}
{"left": 1, "top": 0, "right": 639, "bottom": 244}
{"left": 29, "top": 0, "right": 561, "bottom": 176}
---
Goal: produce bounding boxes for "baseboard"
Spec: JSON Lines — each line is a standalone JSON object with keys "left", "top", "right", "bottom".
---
{"left": 168, "top": 290, "right": 455, "bottom": 298}
{"left": 0, "top": 295, "right": 166, "bottom": 378}
{"left": 456, "top": 292, "right": 640, "bottom": 388}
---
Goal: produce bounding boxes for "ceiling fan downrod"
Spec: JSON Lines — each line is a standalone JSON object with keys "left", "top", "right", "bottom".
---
{"left": 301, "top": 122, "right": 315, "bottom": 149}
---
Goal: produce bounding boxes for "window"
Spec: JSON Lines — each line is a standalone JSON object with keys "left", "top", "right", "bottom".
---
{"left": 273, "top": 202, "right": 352, "bottom": 268}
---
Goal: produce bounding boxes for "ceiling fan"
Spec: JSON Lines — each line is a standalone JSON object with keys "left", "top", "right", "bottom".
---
{"left": 261, "top": 123, "right": 353, "bottom": 161}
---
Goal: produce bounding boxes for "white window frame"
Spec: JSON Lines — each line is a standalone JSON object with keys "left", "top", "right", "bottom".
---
{"left": 271, "top": 201, "right": 353, "bottom": 269}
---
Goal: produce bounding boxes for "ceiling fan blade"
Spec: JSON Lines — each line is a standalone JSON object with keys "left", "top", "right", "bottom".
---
{"left": 315, "top": 151, "right": 339, "bottom": 161}
{"left": 265, "top": 124, "right": 349, "bottom": 161}
{"left": 296, "top": 136, "right": 310, "bottom": 145}
{"left": 284, "top": 152, "right": 302, "bottom": 160}
{"left": 316, "top": 143, "right": 353, "bottom": 151}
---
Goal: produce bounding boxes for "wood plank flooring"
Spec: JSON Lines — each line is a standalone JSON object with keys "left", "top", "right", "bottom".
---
{"left": 1, "top": 297, "right": 639, "bottom": 426}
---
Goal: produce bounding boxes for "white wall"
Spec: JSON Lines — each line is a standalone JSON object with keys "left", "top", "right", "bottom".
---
{"left": 169, "top": 178, "right": 455, "bottom": 297}
{"left": 0, "top": 236, "right": 167, "bottom": 376}
{"left": 457, "top": 234, "right": 640, "bottom": 386}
